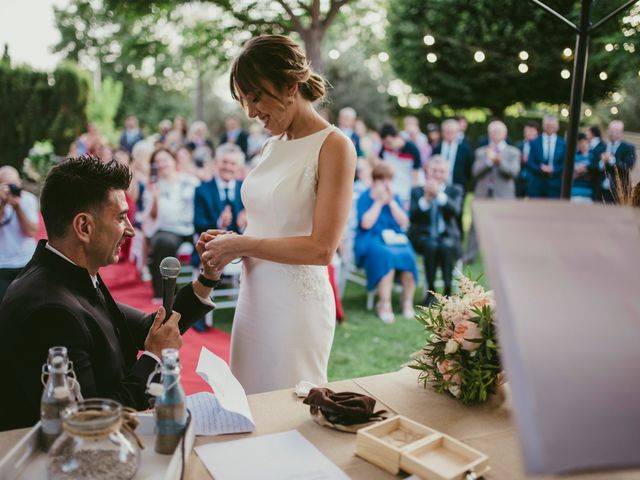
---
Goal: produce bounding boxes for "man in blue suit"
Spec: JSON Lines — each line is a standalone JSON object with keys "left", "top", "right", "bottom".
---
{"left": 597, "top": 120, "right": 637, "bottom": 203}
{"left": 194, "top": 143, "right": 246, "bottom": 236}
{"left": 526, "top": 115, "right": 566, "bottom": 198}
{"left": 118, "top": 116, "right": 145, "bottom": 153}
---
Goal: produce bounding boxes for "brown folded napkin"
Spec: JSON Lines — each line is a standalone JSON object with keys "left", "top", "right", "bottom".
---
{"left": 303, "top": 387, "right": 387, "bottom": 433}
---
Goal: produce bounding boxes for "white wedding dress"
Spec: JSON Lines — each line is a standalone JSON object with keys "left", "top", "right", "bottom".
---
{"left": 230, "top": 125, "right": 339, "bottom": 394}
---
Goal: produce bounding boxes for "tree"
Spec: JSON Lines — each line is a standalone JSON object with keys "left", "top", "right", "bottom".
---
{"left": 106, "top": 0, "right": 362, "bottom": 73}
{"left": 386, "top": 0, "right": 627, "bottom": 116}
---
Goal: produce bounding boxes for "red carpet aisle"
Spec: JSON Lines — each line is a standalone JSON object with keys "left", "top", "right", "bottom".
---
{"left": 100, "top": 261, "right": 231, "bottom": 395}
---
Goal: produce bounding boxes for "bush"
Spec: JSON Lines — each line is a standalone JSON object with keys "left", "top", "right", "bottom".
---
{"left": 0, "top": 63, "right": 89, "bottom": 169}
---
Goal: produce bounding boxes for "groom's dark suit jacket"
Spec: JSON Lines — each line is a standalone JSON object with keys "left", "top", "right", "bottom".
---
{"left": 0, "top": 241, "right": 213, "bottom": 431}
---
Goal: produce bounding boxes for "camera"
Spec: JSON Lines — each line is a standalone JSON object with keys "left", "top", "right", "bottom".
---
{"left": 8, "top": 184, "right": 22, "bottom": 197}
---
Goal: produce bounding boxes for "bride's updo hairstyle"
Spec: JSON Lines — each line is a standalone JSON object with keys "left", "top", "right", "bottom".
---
{"left": 230, "top": 35, "right": 326, "bottom": 108}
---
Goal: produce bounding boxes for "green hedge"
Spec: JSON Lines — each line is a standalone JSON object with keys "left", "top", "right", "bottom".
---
{"left": 0, "top": 63, "right": 89, "bottom": 169}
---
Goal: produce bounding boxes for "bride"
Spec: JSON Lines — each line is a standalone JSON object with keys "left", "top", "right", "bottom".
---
{"left": 202, "top": 35, "right": 356, "bottom": 394}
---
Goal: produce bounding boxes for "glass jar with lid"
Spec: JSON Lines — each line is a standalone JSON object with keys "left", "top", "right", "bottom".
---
{"left": 47, "top": 398, "right": 141, "bottom": 480}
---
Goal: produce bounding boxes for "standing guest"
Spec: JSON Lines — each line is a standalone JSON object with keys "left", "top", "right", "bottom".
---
{"left": 526, "top": 115, "right": 566, "bottom": 198}
{"left": 432, "top": 119, "right": 473, "bottom": 192}
{"left": 164, "top": 116, "right": 188, "bottom": 152}
{"left": 355, "top": 162, "right": 417, "bottom": 323}
{"left": 194, "top": 143, "right": 247, "bottom": 236}
{"left": 597, "top": 120, "right": 636, "bottom": 203}
{"left": 119, "top": 116, "right": 145, "bottom": 154}
{"left": 402, "top": 115, "right": 432, "bottom": 166}
{"left": 113, "top": 148, "right": 138, "bottom": 262}
{"left": 379, "top": 123, "right": 422, "bottom": 205}
{"left": 408, "top": 157, "right": 463, "bottom": 306}
{"left": 0, "top": 167, "right": 39, "bottom": 302}
{"left": 144, "top": 148, "right": 200, "bottom": 302}
{"left": 586, "top": 125, "right": 605, "bottom": 158}
{"left": 572, "top": 133, "right": 596, "bottom": 202}
{"left": 455, "top": 115, "right": 471, "bottom": 148}
{"left": 220, "top": 116, "right": 249, "bottom": 158}
{"left": 465, "top": 121, "right": 520, "bottom": 263}
{"left": 158, "top": 119, "right": 173, "bottom": 144}
{"left": 0, "top": 157, "right": 216, "bottom": 431}
{"left": 338, "top": 107, "right": 364, "bottom": 157}
{"left": 246, "top": 123, "right": 270, "bottom": 163}
{"left": 426, "top": 123, "right": 441, "bottom": 150}
{"left": 187, "top": 121, "right": 215, "bottom": 168}
{"left": 515, "top": 121, "right": 540, "bottom": 198}
{"left": 76, "top": 122, "right": 103, "bottom": 156}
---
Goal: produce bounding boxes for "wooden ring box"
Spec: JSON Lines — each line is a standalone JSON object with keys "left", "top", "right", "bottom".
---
{"left": 356, "top": 415, "right": 489, "bottom": 479}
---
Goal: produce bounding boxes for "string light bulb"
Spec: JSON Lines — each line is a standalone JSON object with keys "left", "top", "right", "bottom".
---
{"left": 605, "top": 43, "right": 614, "bottom": 52}
{"left": 378, "top": 52, "right": 389, "bottom": 62}
{"left": 518, "top": 63, "right": 529, "bottom": 73}
{"left": 423, "top": 35, "right": 435, "bottom": 46}
{"left": 473, "top": 51, "right": 485, "bottom": 62}
{"left": 562, "top": 48, "right": 573, "bottom": 58}
{"left": 329, "top": 49, "right": 340, "bottom": 60}
{"left": 599, "top": 72, "right": 608, "bottom": 81}
{"left": 610, "top": 106, "right": 619, "bottom": 114}
{"left": 561, "top": 69, "right": 571, "bottom": 79}
{"left": 519, "top": 51, "right": 529, "bottom": 61}
{"left": 561, "top": 108, "right": 569, "bottom": 117}
{"left": 585, "top": 108, "right": 592, "bottom": 117}
{"left": 427, "top": 53, "right": 438, "bottom": 63}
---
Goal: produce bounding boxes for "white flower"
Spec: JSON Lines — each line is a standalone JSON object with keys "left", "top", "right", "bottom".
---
{"left": 444, "top": 338, "right": 459, "bottom": 355}
{"left": 448, "top": 384, "right": 461, "bottom": 397}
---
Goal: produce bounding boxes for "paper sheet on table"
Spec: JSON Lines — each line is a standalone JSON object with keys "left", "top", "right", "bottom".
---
{"left": 473, "top": 200, "right": 640, "bottom": 475}
{"left": 185, "top": 347, "right": 255, "bottom": 435}
{"left": 195, "top": 430, "right": 350, "bottom": 480}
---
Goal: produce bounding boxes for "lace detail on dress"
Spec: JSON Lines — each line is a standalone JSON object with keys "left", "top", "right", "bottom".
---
{"left": 301, "top": 157, "right": 319, "bottom": 194}
{"left": 286, "top": 265, "right": 328, "bottom": 301}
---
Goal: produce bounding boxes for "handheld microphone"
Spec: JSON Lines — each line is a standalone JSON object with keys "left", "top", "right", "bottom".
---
{"left": 159, "top": 257, "right": 181, "bottom": 321}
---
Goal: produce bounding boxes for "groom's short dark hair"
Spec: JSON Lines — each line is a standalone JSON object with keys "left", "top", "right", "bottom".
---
{"left": 41, "top": 155, "right": 131, "bottom": 240}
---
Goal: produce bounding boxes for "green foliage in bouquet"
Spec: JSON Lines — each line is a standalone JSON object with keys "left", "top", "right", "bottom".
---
{"left": 410, "top": 275, "right": 501, "bottom": 404}
{"left": 22, "top": 141, "right": 60, "bottom": 184}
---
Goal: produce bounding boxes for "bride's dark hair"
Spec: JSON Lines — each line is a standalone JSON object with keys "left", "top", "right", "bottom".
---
{"left": 230, "top": 35, "right": 326, "bottom": 106}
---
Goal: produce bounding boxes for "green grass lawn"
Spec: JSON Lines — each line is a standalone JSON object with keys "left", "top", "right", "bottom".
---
{"left": 210, "top": 196, "right": 487, "bottom": 382}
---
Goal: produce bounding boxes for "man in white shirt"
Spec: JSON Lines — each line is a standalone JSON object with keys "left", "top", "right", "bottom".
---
{"left": 0, "top": 166, "right": 39, "bottom": 302}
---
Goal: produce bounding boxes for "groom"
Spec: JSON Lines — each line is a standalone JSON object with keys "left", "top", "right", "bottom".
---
{"left": 0, "top": 156, "right": 219, "bottom": 431}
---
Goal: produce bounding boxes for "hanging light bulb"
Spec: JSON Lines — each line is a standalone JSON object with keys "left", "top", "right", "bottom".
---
{"left": 605, "top": 43, "right": 614, "bottom": 52}
{"left": 599, "top": 72, "right": 608, "bottom": 81}
{"left": 519, "top": 51, "right": 529, "bottom": 61}
{"left": 561, "top": 108, "right": 569, "bottom": 117}
{"left": 473, "top": 51, "right": 485, "bottom": 62}
{"left": 585, "top": 108, "right": 592, "bottom": 117}
{"left": 561, "top": 69, "right": 571, "bottom": 79}
{"left": 329, "top": 49, "right": 340, "bottom": 60}
{"left": 518, "top": 63, "right": 529, "bottom": 73}
{"left": 378, "top": 52, "right": 389, "bottom": 62}
{"left": 423, "top": 35, "right": 435, "bottom": 46}
{"left": 562, "top": 48, "right": 573, "bottom": 58}
{"left": 426, "top": 53, "right": 438, "bottom": 63}
{"left": 610, "top": 106, "right": 619, "bottom": 114}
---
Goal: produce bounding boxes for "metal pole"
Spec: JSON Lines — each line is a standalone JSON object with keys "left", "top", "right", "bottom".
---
{"left": 561, "top": 0, "right": 593, "bottom": 199}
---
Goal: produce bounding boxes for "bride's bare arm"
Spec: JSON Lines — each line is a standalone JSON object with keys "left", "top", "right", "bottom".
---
{"left": 203, "top": 131, "right": 356, "bottom": 267}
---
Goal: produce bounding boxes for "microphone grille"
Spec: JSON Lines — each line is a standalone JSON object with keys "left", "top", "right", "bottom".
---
{"left": 159, "top": 257, "right": 181, "bottom": 278}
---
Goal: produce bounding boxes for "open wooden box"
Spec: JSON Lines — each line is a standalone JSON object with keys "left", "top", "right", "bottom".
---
{"left": 356, "top": 416, "right": 489, "bottom": 479}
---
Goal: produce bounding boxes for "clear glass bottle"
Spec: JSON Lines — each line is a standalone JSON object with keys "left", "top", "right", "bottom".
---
{"left": 47, "top": 399, "right": 140, "bottom": 480}
{"left": 154, "top": 348, "right": 187, "bottom": 454}
{"left": 40, "top": 346, "right": 76, "bottom": 451}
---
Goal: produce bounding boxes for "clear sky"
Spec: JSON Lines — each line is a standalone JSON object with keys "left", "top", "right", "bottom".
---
{"left": 0, "top": 0, "right": 68, "bottom": 70}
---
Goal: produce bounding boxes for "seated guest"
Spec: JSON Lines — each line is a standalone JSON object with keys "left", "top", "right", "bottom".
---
{"left": 597, "top": 120, "right": 636, "bottom": 203}
{"left": 144, "top": 148, "right": 200, "bottom": 302}
{"left": 379, "top": 123, "right": 422, "bottom": 205}
{"left": 0, "top": 157, "right": 217, "bottom": 431}
{"left": 219, "top": 116, "right": 249, "bottom": 158}
{"left": 526, "top": 115, "right": 566, "bottom": 198}
{"left": 194, "top": 143, "right": 247, "bottom": 236}
{"left": 355, "top": 163, "right": 418, "bottom": 323}
{"left": 119, "top": 116, "right": 144, "bottom": 154}
{"left": 515, "top": 121, "right": 540, "bottom": 198}
{"left": 0, "top": 167, "right": 39, "bottom": 302}
{"left": 572, "top": 133, "right": 596, "bottom": 202}
{"left": 408, "top": 157, "right": 463, "bottom": 306}
{"left": 464, "top": 121, "right": 520, "bottom": 263}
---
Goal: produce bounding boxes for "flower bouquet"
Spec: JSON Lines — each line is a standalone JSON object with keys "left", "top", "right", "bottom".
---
{"left": 409, "top": 274, "right": 502, "bottom": 404}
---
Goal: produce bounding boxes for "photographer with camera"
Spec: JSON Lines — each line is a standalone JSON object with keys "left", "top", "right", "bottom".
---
{"left": 0, "top": 166, "right": 39, "bottom": 302}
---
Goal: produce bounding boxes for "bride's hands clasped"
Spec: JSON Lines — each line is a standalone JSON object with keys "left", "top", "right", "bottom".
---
{"left": 201, "top": 229, "right": 243, "bottom": 274}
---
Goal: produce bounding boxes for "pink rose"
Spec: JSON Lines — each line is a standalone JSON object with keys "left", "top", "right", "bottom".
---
{"left": 453, "top": 320, "right": 483, "bottom": 351}
{"left": 437, "top": 359, "right": 461, "bottom": 384}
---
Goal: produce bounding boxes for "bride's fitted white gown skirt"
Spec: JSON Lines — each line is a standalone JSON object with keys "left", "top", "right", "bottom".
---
{"left": 230, "top": 126, "right": 340, "bottom": 395}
